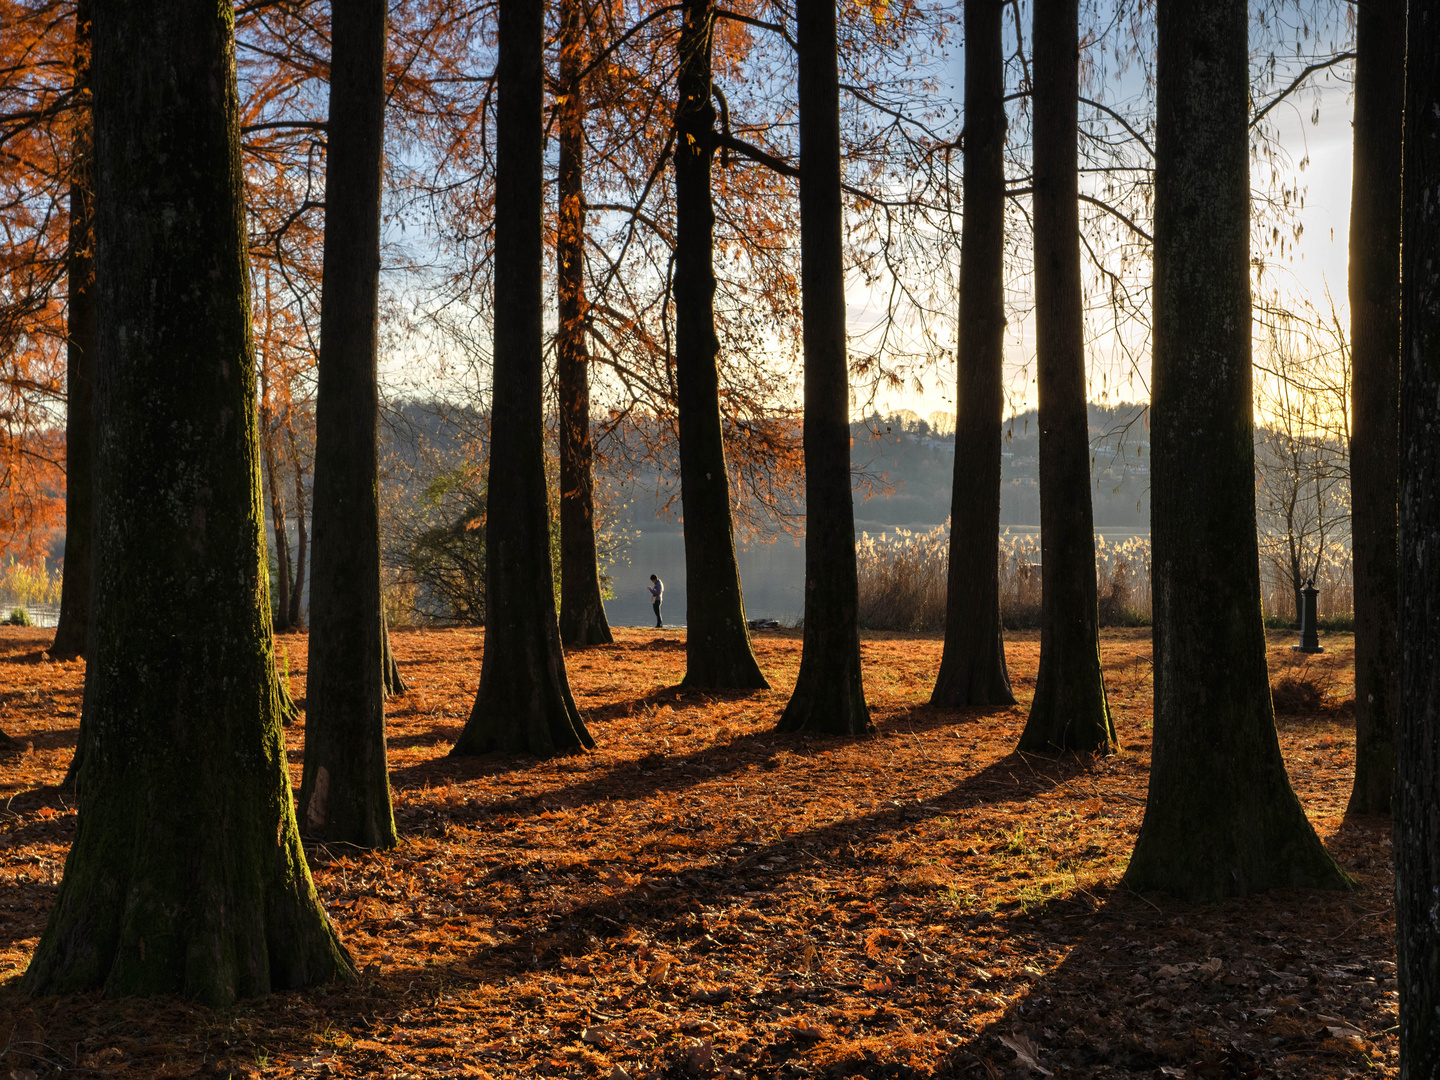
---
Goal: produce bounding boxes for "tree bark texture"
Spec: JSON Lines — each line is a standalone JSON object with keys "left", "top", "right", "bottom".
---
{"left": 383, "top": 616, "right": 408, "bottom": 696}
{"left": 299, "top": 0, "right": 396, "bottom": 850}
{"left": 1396, "top": 3, "right": 1440, "bottom": 1071}
{"left": 776, "top": 0, "right": 868, "bottom": 734}
{"left": 1018, "top": 0, "right": 1113, "bottom": 754}
{"left": 1123, "top": 0, "right": 1350, "bottom": 901}
{"left": 287, "top": 421, "right": 307, "bottom": 627}
{"left": 23, "top": 0, "right": 353, "bottom": 1001}
{"left": 261, "top": 392, "right": 292, "bottom": 631}
{"left": 51, "top": 0, "right": 95, "bottom": 661}
{"left": 931, "top": 0, "right": 1015, "bottom": 708}
{"left": 451, "top": 0, "right": 593, "bottom": 757}
{"left": 556, "top": 0, "right": 613, "bottom": 649}
{"left": 672, "top": 0, "right": 768, "bottom": 689}
{"left": 1346, "top": 0, "right": 1404, "bottom": 818}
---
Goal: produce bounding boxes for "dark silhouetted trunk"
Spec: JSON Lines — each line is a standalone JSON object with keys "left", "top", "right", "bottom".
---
{"left": 261, "top": 390, "right": 292, "bottom": 630}
{"left": 672, "top": 0, "right": 767, "bottom": 688}
{"left": 24, "top": 0, "right": 353, "bottom": 1001}
{"left": 298, "top": 0, "right": 396, "bottom": 849}
{"left": 931, "top": 0, "right": 1014, "bottom": 708}
{"left": 287, "top": 420, "right": 307, "bottom": 627}
{"left": 1396, "top": 0, "right": 1440, "bottom": 1069}
{"left": 451, "top": 0, "right": 593, "bottom": 757}
{"left": 1122, "top": 0, "right": 1351, "bottom": 901}
{"left": 383, "top": 616, "right": 407, "bottom": 696}
{"left": 775, "top": 0, "right": 868, "bottom": 734}
{"left": 1018, "top": 0, "right": 1113, "bottom": 754}
{"left": 556, "top": 0, "right": 613, "bottom": 648}
{"left": 1346, "top": 0, "right": 1403, "bottom": 817}
{"left": 51, "top": 0, "right": 95, "bottom": 661}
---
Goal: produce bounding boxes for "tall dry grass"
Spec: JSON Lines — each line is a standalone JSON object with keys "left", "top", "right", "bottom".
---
{"left": 0, "top": 557, "right": 62, "bottom": 611}
{"left": 855, "top": 525, "right": 950, "bottom": 631}
{"left": 854, "top": 525, "right": 1155, "bottom": 632}
{"left": 1258, "top": 544, "right": 1354, "bottom": 627}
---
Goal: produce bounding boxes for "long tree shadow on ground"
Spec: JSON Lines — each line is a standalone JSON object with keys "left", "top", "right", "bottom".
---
{"left": 366, "top": 738, "right": 1391, "bottom": 1080}
{"left": 384, "top": 699, "right": 1046, "bottom": 840}
{"left": 421, "top": 748, "right": 1097, "bottom": 970}
{"left": 931, "top": 817, "right": 1396, "bottom": 1079}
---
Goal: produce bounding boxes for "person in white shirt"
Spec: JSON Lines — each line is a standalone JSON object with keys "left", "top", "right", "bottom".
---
{"left": 648, "top": 574, "right": 664, "bottom": 628}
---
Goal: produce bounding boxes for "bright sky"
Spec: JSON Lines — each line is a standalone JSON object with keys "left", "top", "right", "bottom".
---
{"left": 864, "top": 26, "right": 1358, "bottom": 423}
{"left": 376, "top": 8, "right": 1362, "bottom": 428}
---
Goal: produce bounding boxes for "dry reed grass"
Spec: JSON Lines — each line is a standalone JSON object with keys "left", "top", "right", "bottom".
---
{"left": 854, "top": 526, "right": 1156, "bottom": 632}
{"left": 1259, "top": 545, "right": 1354, "bottom": 627}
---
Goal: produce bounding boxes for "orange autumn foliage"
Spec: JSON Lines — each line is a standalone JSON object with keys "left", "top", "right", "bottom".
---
{"left": 0, "top": 0, "right": 76, "bottom": 560}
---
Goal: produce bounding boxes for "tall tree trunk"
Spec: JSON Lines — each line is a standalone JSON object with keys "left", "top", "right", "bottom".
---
{"left": 1122, "top": 0, "right": 1350, "bottom": 901}
{"left": 775, "top": 0, "right": 868, "bottom": 734}
{"left": 672, "top": 0, "right": 767, "bottom": 688}
{"left": 287, "top": 419, "right": 307, "bottom": 627}
{"left": 1396, "top": 1, "right": 1440, "bottom": 1069}
{"left": 382, "top": 615, "right": 408, "bottom": 696}
{"left": 299, "top": 0, "right": 396, "bottom": 850}
{"left": 1346, "top": 0, "right": 1404, "bottom": 817}
{"left": 556, "top": 0, "right": 614, "bottom": 649}
{"left": 451, "top": 0, "right": 593, "bottom": 757}
{"left": 23, "top": 0, "right": 353, "bottom": 1001}
{"left": 261, "top": 392, "right": 292, "bottom": 631}
{"left": 931, "top": 0, "right": 1015, "bottom": 708}
{"left": 1018, "top": 0, "right": 1113, "bottom": 754}
{"left": 51, "top": 0, "right": 95, "bottom": 661}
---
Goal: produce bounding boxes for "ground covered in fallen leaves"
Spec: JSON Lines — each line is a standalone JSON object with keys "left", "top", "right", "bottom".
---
{"left": 0, "top": 625, "right": 1395, "bottom": 1079}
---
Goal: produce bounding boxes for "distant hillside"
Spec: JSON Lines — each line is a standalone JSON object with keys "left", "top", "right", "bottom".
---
{"left": 850, "top": 404, "right": 1151, "bottom": 533}
{"left": 380, "top": 399, "right": 1153, "bottom": 539}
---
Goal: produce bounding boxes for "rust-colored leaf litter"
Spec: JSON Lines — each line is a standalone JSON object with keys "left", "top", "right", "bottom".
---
{"left": 0, "top": 626, "right": 1393, "bottom": 1078}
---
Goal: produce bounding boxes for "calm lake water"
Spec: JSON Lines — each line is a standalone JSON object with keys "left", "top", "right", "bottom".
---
{"left": 604, "top": 530, "right": 807, "bottom": 629}
{"left": 600, "top": 525, "right": 1151, "bottom": 629}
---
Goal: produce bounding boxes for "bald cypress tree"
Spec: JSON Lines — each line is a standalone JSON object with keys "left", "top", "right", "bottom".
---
{"left": 51, "top": 0, "right": 95, "bottom": 661}
{"left": 672, "top": 0, "right": 768, "bottom": 690}
{"left": 450, "top": 0, "right": 593, "bottom": 757}
{"left": 1018, "top": 0, "right": 1113, "bottom": 754}
{"left": 556, "top": 0, "right": 614, "bottom": 649}
{"left": 931, "top": 0, "right": 1015, "bottom": 709}
{"left": 1346, "top": 0, "right": 1404, "bottom": 818}
{"left": 1395, "top": 0, "right": 1440, "bottom": 1068}
{"left": 1122, "top": 0, "right": 1350, "bottom": 901}
{"left": 23, "top": 0, "right": 352, "bottom": 1001}
{"left": 776, "top": 0, "right": 868, "bottom": 735}
{"left": 298, "top": 0, "right": 397, "bottom": 849}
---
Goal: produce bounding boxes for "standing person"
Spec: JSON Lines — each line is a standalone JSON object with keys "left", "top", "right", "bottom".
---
{"left": 649, "top": 574, "right": 664, "bottom": 628}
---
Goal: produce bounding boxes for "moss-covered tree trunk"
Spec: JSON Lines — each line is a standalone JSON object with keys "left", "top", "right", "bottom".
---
{"left": 931, "top": 0, "right": 1015, "bottom": 709}
{"left": 1346, "top": 0, "right": 1403, "bottom": 818}
{"left": 51, "top": 0, "right": 95, "bottom": 661}
{"left": 1122, "top": 0, "right": 1351, "bottom": 902}
{"left": 299, "top": 0, "right": 397, "bottom": 850}
{"left": 556, "top": 0, "right": 614, "bottom": 649}
{"left": 23, "top": 0, "right": 353, "bottom": 1002}
{"left": 1018, "top": 0, "right": 1113, "bottom": 755}
{"left": 776, "top": 0, "right": 868, "bottom": 735}
{"left": 1396, "top": 1, "right": 1440, "bottom": 1069}
{"left": 673, "top": 0, "right": 768, "bottom": 689}
{"left": 450, "top": 0, "right": 593, "bottom": 758}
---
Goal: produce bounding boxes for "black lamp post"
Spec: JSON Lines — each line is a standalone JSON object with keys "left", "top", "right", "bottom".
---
{"left": 1293, "top": 579, "right": 1324, "bottom": 654}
